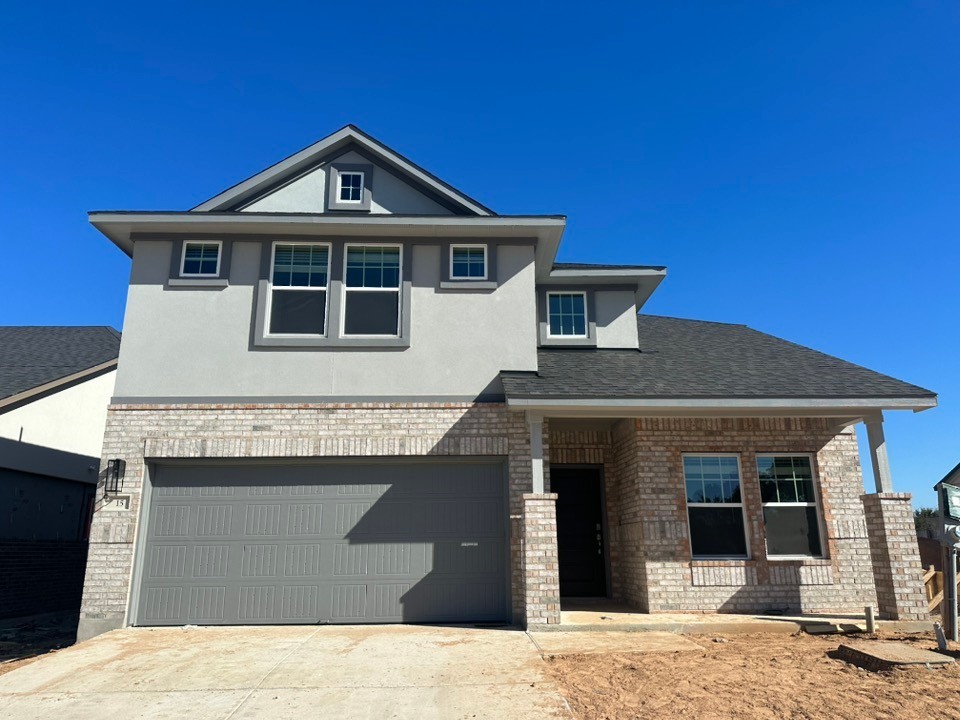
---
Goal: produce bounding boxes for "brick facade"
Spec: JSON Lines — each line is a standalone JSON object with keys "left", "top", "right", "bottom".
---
{"left": 79, "top": 402, "right": 534, "bottom": 639}
{"left": 862, "top": 493, "right": 928, "bottom": 620}
{"left": 548, "top": 417, "right": 890, "bottom": 616}
{"left": 79, "top": 404, "right": 920, "bottom": 638}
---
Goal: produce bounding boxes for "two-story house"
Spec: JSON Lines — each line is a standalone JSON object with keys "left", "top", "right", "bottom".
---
{"left": 78, "top": 126, "right": 936, "bottom": 641}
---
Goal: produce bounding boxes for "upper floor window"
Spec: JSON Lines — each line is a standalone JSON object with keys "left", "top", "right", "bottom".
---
{"left": 756, "top": 455, "right": 824, "bottom": 558}
{"left": 450, "top": 245, "right": 487, "bottom": 279}
{"left": 547, "top": 292, "right": 587, "bottom": 337}
{"left": 268, "top": 243, "right": 330, "bottom": 336}
{"left": 342, "top": 245, "right": 401, "bottom": 337}
{"left": 180, "top": 241, "right": 222, "bottom": 277}
{"left": 338, "top": 172, "right": 364, "bottom": 203}
{"left": 684, "top": 454, "right": 748, "bottom": 559}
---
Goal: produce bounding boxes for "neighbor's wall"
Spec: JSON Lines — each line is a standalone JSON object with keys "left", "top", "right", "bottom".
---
{"left": 0, "top": 370, "right": 116, "bottom": 456}
{"left": 78, "top": 402, "right": 536, "bottom": 640}
{"left": 112, "top": 241, "right": 538, "bottom": 400}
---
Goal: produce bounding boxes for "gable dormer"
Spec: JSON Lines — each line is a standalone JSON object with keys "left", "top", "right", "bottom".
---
{"left": 192, "top": 125, "right": 493, "bottom": 217}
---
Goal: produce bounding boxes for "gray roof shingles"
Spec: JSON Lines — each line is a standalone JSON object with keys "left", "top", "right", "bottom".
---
{"left": 501, "top": 315, "right": 934, "bottom": 400}
{"left": 0, "top": 327, "right": 121, "bottom": 400}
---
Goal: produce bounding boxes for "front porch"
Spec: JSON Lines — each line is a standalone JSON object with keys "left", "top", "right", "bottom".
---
{"left": 519, "top": 414, "right": 929, "bottom": 628}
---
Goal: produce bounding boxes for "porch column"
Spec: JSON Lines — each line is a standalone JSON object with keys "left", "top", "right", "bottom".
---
{"left": 522, "top": 493, "right": 561, "bottom": 627}
{"left": 859, "top": 413, "right": 928, "bottom": 620}
{"left": 865, "top": 412, "right": 893, "bottom": 493}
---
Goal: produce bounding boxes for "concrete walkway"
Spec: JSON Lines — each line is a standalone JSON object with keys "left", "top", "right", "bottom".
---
{"left": 0, "top": 625, "right": 572, "bottom": 719}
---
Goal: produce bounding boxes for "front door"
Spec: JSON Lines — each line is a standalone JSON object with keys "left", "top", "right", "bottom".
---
{"left": 551, "top": 467, "right": 607, "bottom": 597}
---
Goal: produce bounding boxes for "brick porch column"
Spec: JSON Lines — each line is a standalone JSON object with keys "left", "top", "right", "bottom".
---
{"left": 522, "top": 493, "right": 561, "bottom": 627}
{"left": 862, "top": 492, "right": 928, "bottom": 620}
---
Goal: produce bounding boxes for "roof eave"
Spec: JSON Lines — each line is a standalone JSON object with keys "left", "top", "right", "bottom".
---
{"left": 0, "top": 358, "right": 119, "bottom": 413}
{"left": 504, "top": 395, "right": 938, "bottom": 418}
{"left": 88, "top": 212, "right": 567, "bottom": 258}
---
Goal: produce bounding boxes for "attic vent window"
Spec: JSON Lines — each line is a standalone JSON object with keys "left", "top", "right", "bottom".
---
{"left": 338, "top": 172, "right": 364, "bottom": 203}
{"left": 180, "top": 241, "right": 222, "bottom": 277}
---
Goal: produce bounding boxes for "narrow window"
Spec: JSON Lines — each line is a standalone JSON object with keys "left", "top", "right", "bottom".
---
{"left": 450, "top": 245, "right": 487, "bottom": 279}
{"left": 756, "top": 455, "right": 824, "bottom": 557}
{"left": 547, "top": 292, "right": 587, "bottom": 337}
{"left": 268, "top": 243, "right": 330, "bottom": 335}
{"left": 683, "top": 455, "right": 748, "bottom": 558}
{"left": 180, "top": 241, "right": 221, "bottom": 277}
{"left": 342, "top": 245, "right": 401, "bottom": 336}
{"left": 338, "top": 171, "right": 364, "bottom": 203}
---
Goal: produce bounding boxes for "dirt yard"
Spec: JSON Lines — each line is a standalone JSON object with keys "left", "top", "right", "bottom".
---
{"left": 544, "top": 631, "right": 960, "bottom": 720}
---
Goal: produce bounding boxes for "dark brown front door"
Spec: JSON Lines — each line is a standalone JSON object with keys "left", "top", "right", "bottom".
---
{"left": 551, "top": 467, "right": 607, "bottom": 597}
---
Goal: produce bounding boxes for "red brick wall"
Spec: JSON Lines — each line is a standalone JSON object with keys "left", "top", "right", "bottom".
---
{"left": 0, "top": 541, "right": 89, "bottom": 618}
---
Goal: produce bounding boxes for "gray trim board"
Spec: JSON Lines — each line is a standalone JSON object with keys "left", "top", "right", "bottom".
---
{"left": 110, "top": 394, "right": 507, "bottom": 404}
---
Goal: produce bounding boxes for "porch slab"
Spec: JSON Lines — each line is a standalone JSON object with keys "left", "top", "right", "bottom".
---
{"left": 543, "top": 601, "right": 931, "bottom": 635}
{"left": 528, "top": 630, "right": 704, "bottom": 656}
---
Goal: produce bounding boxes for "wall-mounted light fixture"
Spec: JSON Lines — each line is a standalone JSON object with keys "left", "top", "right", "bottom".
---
{"left": 105, "top": 459, "right": 126, "bottom": 495}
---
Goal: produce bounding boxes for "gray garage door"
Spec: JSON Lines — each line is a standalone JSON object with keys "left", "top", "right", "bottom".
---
{"left": 134, "top": 459, "right": 508, "bottom": 626}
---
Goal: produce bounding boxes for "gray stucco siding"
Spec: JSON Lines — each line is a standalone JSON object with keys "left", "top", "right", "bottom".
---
{"left": 241, "top": 149, "right": 454, "bottom": 216}
{"left": 113, "top": 240, "right": 538, "bottom": 399}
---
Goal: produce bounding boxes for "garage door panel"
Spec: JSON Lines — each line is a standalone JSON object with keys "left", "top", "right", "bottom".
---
{"left": 137, "top": 460, "right": 508, "bottom": 626}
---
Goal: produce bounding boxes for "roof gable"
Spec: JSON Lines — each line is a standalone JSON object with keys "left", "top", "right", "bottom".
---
{"left": 192, "top": 125, "right": 493, "bottom": 216}
{"left": 0, "top": 327, "right": 121, "bottom": 402}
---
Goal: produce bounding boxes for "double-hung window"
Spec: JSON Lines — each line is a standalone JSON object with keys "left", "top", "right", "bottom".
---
{"left": 756, "top": 455, "right": 824, "bottom": 557}
{"left": 268, "top": 243, "right": 330, "bottom": 335}
{"left": 683, "top": 454, "right": 748, "bottom": 558}
{"left": 180, "top": 241, "right": 222, "bottom": 277}
{"left": 338, "top": 172, "right": 364, "bottom": 203}
{"left": 450, "top": 245, "right": 487, "bottom": 279}
{"left": 547, "top": 292, "right": 588, "bottom": 338}
{"left": 343, "top": 245, "right": 402, "bottom": 336}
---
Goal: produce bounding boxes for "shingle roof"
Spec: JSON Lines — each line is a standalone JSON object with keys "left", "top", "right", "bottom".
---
{"left": 0, "top": 327, "right": 121, "bottom": 401}
{"left": 501, "top": 315, "right": 935, "bottom": 400}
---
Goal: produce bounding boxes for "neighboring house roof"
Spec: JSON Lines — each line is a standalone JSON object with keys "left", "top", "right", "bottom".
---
{"left": 935, "top": 461, "right": 960, "bottom": 489}
{"left": 500, "top": 315, "right": 936, "bottom": 406}
{"left": 0, "top": 327, "right": 121, "bottom": 406}
{"left": 191, "top": 124, "right": 495, "bottom": 216}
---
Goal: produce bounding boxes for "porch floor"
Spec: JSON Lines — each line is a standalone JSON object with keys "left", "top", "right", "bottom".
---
{"left": 541, "top": 599, "right": 931, "bottom": 635}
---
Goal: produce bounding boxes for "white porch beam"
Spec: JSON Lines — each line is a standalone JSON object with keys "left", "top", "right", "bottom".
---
{"left": 527, "top": 413, "right": 545, "bottom": 494}
{"left": 865, "top": 412, "right": 894, "bottom": 493}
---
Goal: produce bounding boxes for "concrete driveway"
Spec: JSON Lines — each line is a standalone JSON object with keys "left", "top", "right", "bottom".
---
{"left": 0, "top": 625, "right": 572, "bottom": 719}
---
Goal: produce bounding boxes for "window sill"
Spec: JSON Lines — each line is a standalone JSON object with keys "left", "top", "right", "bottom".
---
{"left": 254, "top": 335, "right": 410, "bottom": 348}
{"left": 689, "top": 558, "right": 753, "bottom": 565}
{"left": 766, "top": 556, "right": 829, "bottom": 563}
{"left": 439, "top": 280, "right": 498, "bottom": 291}
{"left": 540, "top": 337, "right": 596, "bottom": 347}
{"left": 168, "top": 278, "right": 229, "bottom": 287}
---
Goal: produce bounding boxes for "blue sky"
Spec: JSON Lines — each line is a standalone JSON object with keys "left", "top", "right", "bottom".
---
{"left": 1, "top": 2, "right": 957, "bottom": 507}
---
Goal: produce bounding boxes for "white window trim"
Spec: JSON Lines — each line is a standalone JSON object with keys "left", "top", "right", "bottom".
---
{"left": 756, "top": 452, "right": 827, "bottom": 560}
{"left": 340, "top": 243, "right": 403, "bottom": 338}
{"left": 337, "top": 171, "right": 364, "bottom": 204}
{"left": 546, "top": 291, "right": 589, "bottom": 339}
{"left": 449, "top": 244, "right": 488, "bottom": 280}
{"left": 179, "top": 240, "right": 222, "bottom": 278}
{"left": 682, "top": 452, "right": 751, "bottom": 560}
{"left": 265, "top": 241, "right": 332, "bottom": 338}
